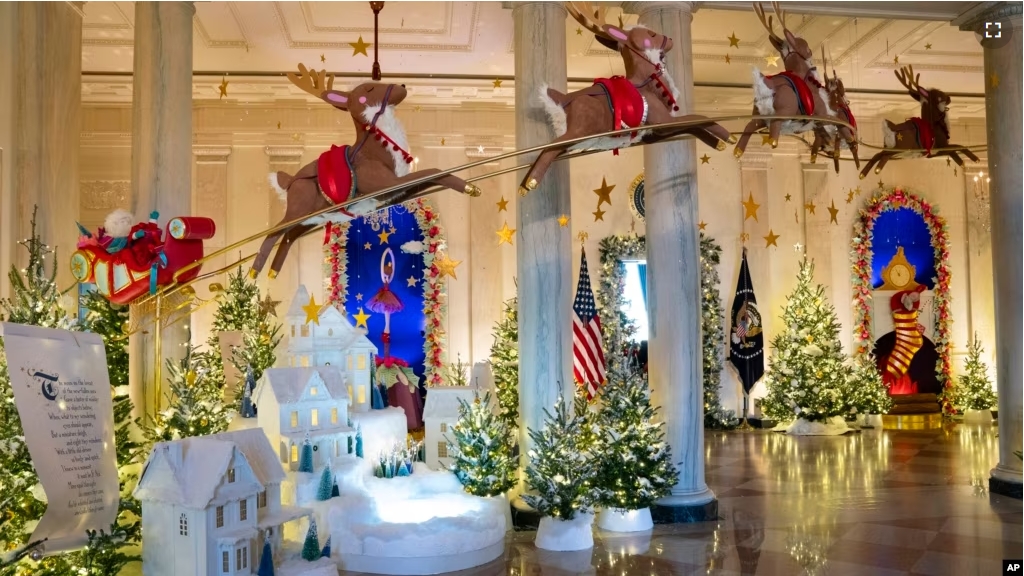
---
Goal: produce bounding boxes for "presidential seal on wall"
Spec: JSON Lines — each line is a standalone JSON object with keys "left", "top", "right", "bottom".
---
{"left": 628, "top": 173, "right": 645, "bottom": 221}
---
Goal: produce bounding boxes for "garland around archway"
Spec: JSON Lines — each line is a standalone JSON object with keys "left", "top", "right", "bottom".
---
{"left": 323, "top": 198, "right": 448, "bottom": 386}
{"left": 850, "top": 186, "right": 953, "bottom": 412}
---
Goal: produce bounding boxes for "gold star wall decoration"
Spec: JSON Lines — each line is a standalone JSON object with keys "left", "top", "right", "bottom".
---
{"left": 764, "top": 229, "right": 780, "bottom": 247}
{"left": 434, "top": 252, "right": 462, "bottom": 280}
{"left": 277, "top": 121, "right": 282, "bottom": 129}
{"left": 291, "top": 133, "right": 301, "bottom": 141}
{"left": 492, "top": 79, "right": 503, "bottom": 88}
{"left": 352, "top": 307, "right": 370, "bottom": 329}
{"left": 406, "top": 276, "right": 418, "bottom": 288}
{"left": 740, "top": 232, "right": 750, "bottom": 242}
{"left": 378, "top": 229, "right": 392, "bottom": 244}
{"left": 302, "top": 295, "right": 321, "bottom": 325}
{"left": 496, "top": 222, "right": 516, "bottom": 245}
{"left": 764, "top": 54, "right": 779, "bottom": 67}
{"left": 877, "top": 179, "right": 884, "bottom": 189}
{"left": 855, "top": 185, "right": 862, "bottom": 196}
{"left": 364, "top": 242, "right": 372, "bottom": 250}
{"left": 742, "top": 192, "right": 761, "bottom": 222}
{"left": 576, "top": 27, "right": 583, "bottom": 35}
{"left": 728, "top": 32, "right": 740, "bottom": 48}
{"left": 440, "top": 137, "right": 446, "bottom": 146}
{"left": 698, "top": 221, "right": 707, "bottom": 231}
{"left": 990, "top": 73, "right": 1000, "bottom": 88}
{"left": 219, "top": 77, "right": 229, "bottom": 99}
{"left": 846, "top": 190, "right": 855, "bottom": 204}
{"left": 761, "top": 134, "right": 772, "bottom": 146}
{"left": 320, "top": 53, "right": 326, "bottom": 63}
{"left": 593, "top": 177, "right": 615, "bottom": 207}
{"left": 925, "top": 43, "right": 932, "bottom": 50}
{"left": 804, "top": 201, "right": 816, "bottom": 215}
{"left": 893, "top": 55, "right": 899, "bottom": 65}
{"left": 259, "top": 294, "right": 281, "bottom": 317}
{"left": 496, "top": 196, "right": 508, "bottom": 212}
{"left": 593, "top": 207, "right": 606, "bottom": 221}
{"left": 827, "top": 200, "right": 840, "bottom": 224}
{"left": 558, "top": 214, "right": 570, "bottom": 227}
{"left": 725, "top": 54, "right": 732, "bottom": 64}
{"left": 350, "top": 36, "right": 370, "bottom": 57}
{"left": 700, "top": 154, "right": 711, "bottom": 164}
{"left": 784, "top": 193, "right": 792, "bottom": 202}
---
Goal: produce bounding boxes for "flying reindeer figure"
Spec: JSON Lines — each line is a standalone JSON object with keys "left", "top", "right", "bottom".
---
{"left": 809, "top": 48, "right": 860, "bottom": 173}
{"left": 519, "top": 2, "right": 734, "bottom": 196}
{"left": 252, "top": 64, "right": 481, "bottom": 279}
{"left": 733, "top": 2, "right": 834, "bottom": 158}
{"left": 859, "top": 65, "right": 979, "bottom": 178}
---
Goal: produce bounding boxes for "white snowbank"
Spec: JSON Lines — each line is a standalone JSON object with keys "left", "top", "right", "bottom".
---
{"left": 536, "top": 513, "right": 595, "bottom": 551}
{"left": 277, "top": 557, "right": 339, "bottom": 576}
{"left": 352, "top": 408, "right": 408, "bottom": 460}
{"left": 785, "top": 416, "right": 854, "bottom": 436}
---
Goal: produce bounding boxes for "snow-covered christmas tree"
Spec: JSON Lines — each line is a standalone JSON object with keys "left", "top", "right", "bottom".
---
{"left": 700, "top": 235, "right": 738, "bottom": 429}
{"left": 953, "top": 334, "right": 997, "bottom": 412}
{"left": 523, "top": 393, "right": 598, "bottom": 520}
{"left": 595, "top": 369, "right": 679, "bottom": 513}
{"left": 301, "top": 519, "right": 321, "bottom": 561}
{"left": 257, "top": 539, "right": 275, "bottom": 576}
{"left": 316, "top": 465, "right": 334, "bottom": 501}
{"left": 447, "top": 393, "right": 517, "bottom": 497}
{"left": 843, "top": 353, "right": 893, "bottom": 418}
{"left": 489, "top": 297, "right": 519, "bottom": 432}
{"left": 145, "top": 345, "right": 234, "bottom": 443}
{"left": 298, "top": 434, "right": 314, "bottom": 473}
{"left": 760, "top": 259, "right": 850, "bottom": 428}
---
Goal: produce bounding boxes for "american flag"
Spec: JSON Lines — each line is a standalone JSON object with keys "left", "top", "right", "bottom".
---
{"left": 572, "top": 248, "right": 606, "bottom": 399}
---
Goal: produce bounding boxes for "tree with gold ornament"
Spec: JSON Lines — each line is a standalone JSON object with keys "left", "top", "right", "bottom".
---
{"left": 145, "top": 344, "right": 235, "bottom": 443}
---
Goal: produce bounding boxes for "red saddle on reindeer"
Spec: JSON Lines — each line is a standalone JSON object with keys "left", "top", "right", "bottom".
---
{"left": 317, "top": 145, "right": 358, "bottom": 211}
{"left": 766, "top": 71, "right": 817, "bottom": 117}
{"left": 71, "top": 212, "right": 216, "bottom": 305}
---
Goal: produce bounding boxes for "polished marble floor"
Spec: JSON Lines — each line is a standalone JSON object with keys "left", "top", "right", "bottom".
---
{"left": 342, "top": 421, "right": 1022, "bottom": 576}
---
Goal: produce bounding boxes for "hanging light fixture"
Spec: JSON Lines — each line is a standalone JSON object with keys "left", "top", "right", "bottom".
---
{"left": 971, "top": 169, "right": 991, "bottom": 232}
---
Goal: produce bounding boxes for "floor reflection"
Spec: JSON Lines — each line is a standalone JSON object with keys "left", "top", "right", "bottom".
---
{"left": 340, "top": 423, "right": 1021, "bottom": 576}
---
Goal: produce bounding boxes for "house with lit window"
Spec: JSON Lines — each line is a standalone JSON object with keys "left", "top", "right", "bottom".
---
{"left": 423, "top": 386, "right": 480, "bottom": 471}
{"left": 284, "top": 285, "right": 378, "bottom": 412}
{"left": 253, "top": 365, "right": 358, "bottom": 471}
{"left": 134, "top": 428, "right": 311, "bottom": 576}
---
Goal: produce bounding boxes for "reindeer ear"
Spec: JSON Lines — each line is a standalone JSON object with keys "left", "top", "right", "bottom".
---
{"left": 917, "top": 86, "right": 930, "bottom": 100}
{"left": 603, "top": 24, "right": 629, "bottom": 43}
{"left": 323, "top": 90, "right": 350, "bottom": 111}
{"left": 768, "top": 36, "right": 785, "bottom": 53}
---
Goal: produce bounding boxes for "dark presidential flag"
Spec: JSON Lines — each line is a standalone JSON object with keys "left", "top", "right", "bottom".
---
{"left": 729, "top": 248, "right": 764, "bottom": 394}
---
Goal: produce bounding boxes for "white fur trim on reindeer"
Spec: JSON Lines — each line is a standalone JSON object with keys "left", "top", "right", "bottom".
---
{"left": 752, "top": 68, "right": 817, "bottom": 135}
{"left": 882, "top": 121, "right": 896, "bottom": 148}
{"left": 104, "top": 209, "right": 135, "bottom": 238}
{"left": 539, "top": 84, "right": 568, "bottom": 137}
{"left": 361, "top": 105, "right": 412, "bottom": 178}
{"left": 643, "top": 48, "right": 681, "bottom": 113}
{"left": 268, "top": 173, "right": 288, "bottom": 202}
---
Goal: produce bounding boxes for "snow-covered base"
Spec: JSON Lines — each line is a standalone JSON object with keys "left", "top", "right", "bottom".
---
{"left": 329, "top": 467, "right": 506, "bottom": 574}
{"left": 596, "top": 508, "right": 653, "bottom": 533}
{"left": 963, "top": 409, "right": 993, "bottom": 425}
{"left": 495, "top": 492, "right": 513, "bottom": 531}
{"left": 352, "top": 407, "right": 408, "bottom": 461}
{"left": 278, "top": 557, "right": 339, "bottom": 576}
{"left": 785, "top": 416, "right": 854, "bottom": 436}
{"left": 536, "top": 514, "right": 595, "bottom": 551}
{"left": 772, "top": 420, "right": 794, "bottom": 433}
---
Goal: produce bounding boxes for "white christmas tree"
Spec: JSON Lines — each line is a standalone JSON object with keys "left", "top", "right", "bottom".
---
{"left": 953, "top": 334, "right": 997, "bottom": 411}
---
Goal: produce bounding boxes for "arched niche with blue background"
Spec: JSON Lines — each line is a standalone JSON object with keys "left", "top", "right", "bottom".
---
{"left": 870, "top": 207, "right": 936, "bottom": 289}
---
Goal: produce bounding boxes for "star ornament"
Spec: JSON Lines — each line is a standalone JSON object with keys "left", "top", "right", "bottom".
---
{"left": 761, "top": 134, "right": 772, "bottom": 146}
{"left": 364, "top": 242, "right": 372, "bottom": 250}
{"left": 406, "top": 276, "right": 418, "bottom": 288}
{"left": 725, "top": 54, "right": 732, "bottom": 64}
{"left": 496, "top": 222, "right": 516, "bottom": 245}
{"left": 764, "top": 54, "right": 780, "bottom": 68}
{"left": 557, "top": 214, "right": 570, "bottom": 227}
{"left": 828, "top": 200, "right": 840, "bottom": 224}
{"left": 700, "top": 153, "right": 711, "bottom": 164}
{"left": 218, "top": 77, "right": 229, "bottom": 99}
{"left": 350, "top": 36, "right": 370, "bottom": 57}
{"left": 496, "top": 196, "right": 508, "bottom": 212}
{"left": 593, "top": 177, "right": 615, "bottom": 207}
{"left": 764, "top": 229, "right": 780, "bottom": 247}
{"left": 728, "top": 32, "right": 740, "bottom": 48}
{"left": 742, "top": 192, "right": 761, "bottom": 222}
{"left": 698, "top": 220, "right": 707, "bottom": 231}
{"left": 434, "top": 252, "right": 462, "bottom": 280}
{"left": 320, "top": 53, "right": 326, "bottom": 63}
{"left": 378, "top": 229, "right": 392, "bottom": 244}
{"left": 259, "top": 294, "right": 281, "bottom": 317}
{"left": 784, "top": 193, "right": 792, "bottom": 202}
{"left": 492, "top": 79, "right": 503, "bottom": 88}
{"left": 302, "top": 295, "right": 321, "bottom": 325}
{"left": 352, "top": 307, "right": 370, "bottom": 329}
{"left": 990, "top": 73, "right": 1000, "bottom": 88}
{"left": 804, "top": 201, "right": 817, "bottom": 215}
{"left": 846, "top": 190, "right": 855, "bottom": 204}
{"left": 593, "top": 207, "right": 606, "bottom": 221}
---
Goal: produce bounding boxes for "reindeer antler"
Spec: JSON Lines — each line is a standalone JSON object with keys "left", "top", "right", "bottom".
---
{"left": 566, "top": 2, "right": 613, "bottom": 41}
{"left": 894, "top": 65, "right": 922, "bottom": 94}
{"left": 820, "top": 45, "right": 829, "bottom": 83}
{"left": 286, "top": 63, "right": 335, "bottom": 98}
{"left": 752, "top": 3, "right": 782, "bottom": 44}
{"left": 771, "top": 1, "right": 788, "bottom": 32}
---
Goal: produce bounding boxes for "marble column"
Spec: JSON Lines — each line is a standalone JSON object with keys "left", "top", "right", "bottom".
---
{"left": 11, "top": 1, "right": 83, "bottom": 297}
{"left": 129, "top": 1, "right": 195, "bottom": 418}
{"left": 627, "top": 1, "right": 716, "bottom": 521}
{"left": 511, "top": 2, "right": 574, "bottom": 494}
{"left": 956, "top": 3, "right": 1023, "bottom": 499}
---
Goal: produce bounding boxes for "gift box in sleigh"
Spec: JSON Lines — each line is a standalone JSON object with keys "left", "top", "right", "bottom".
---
{"left": 70, "top": 212, "right": 216, "bottom": 305}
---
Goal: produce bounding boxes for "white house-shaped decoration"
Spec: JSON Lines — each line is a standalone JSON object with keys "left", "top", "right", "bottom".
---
{"left": 423, "top": 387, "right": 479, "bottom": 471}
{"left": 254, "top": 365, "right": 357, "bottom": 471}
{"left": 134, "top": 428, "right": 311, "bottom": 576}
{"left": 284, "top": 285, "right": 378, "bottom": 412}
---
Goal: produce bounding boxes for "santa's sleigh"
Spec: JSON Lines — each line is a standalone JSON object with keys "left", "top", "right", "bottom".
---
{"left": 70, "top": 217, "right": 216, "bottom": 305}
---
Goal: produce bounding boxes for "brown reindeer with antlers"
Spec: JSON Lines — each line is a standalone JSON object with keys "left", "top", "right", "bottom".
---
{"left": 250, "top": 64, "right": 481, "bottom": 279}
{"left": 809, "top": 49, "right": 860, "bottom": 173}
{"left": 859, "top": 65, "right": 979, "bottom": 178}
{"left": 518, "top": 2, "right": 734, "bottom": 196}
{"left": 734, "top": 2, "right": 834, "bottom": 157}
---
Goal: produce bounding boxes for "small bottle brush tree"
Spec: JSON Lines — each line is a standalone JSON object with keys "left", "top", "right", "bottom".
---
{"left": 523, "top": 392, "right": 598, "bottom": 520}
{"left": 316, "top": 465, "right": 334, "bottom": 501}
{"left": 595, "top": 370, "right": 679, "bottom": 512}
{"left": 239, "top": 366, "right": 256, "bottom": 419}
{"left": 298, "top": 434, "right": 315, "bottom": 473}
{"left": 843, "top": 353, "right": 893, "bottom": 417}
{"left": 489, "top": 297, "right": 520, "bottom": 432}
{"left": 447, "top": 393, "right": 517, "bottom": 497}
{"left": 953, "top": 334, "right": 997, "bottom": 412}
{"left": 760, "top": 259, "right": 849, "bottom": 423}
{"left": 257, "top": 539, "right": 275, "bottom": 576}
{"left": 145, "top": 345, "right": 234, "bottom": 443}
{"left": 301, "top": 519, "right": 320, "bottom": 562}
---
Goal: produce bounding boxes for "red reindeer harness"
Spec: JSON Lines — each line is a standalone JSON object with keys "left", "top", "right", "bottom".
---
{"left": 909, "top": 118, "right": 935, "bottom": 156}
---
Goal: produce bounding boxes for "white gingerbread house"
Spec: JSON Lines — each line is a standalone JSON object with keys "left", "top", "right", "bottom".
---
{"left": 134, "top": 428, "right": 311, "bottom": 576}
{"left": 423, "top": 387, "right": 480, "bottom": 471}
{"left": 284, "top": 285, "right": 378, "bottom": 411}
{"left": 254, "top": 365, "right": 357, "bottom": 471}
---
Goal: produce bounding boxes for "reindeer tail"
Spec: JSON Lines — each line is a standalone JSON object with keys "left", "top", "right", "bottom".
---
{"left": 881, "top": 120, "right": 897, "bottom": 148}
{"left": 538, "top": 84, "right": 568, "bottom": 137}
{"left": 267, "top": 172, "right": 292, "bottom": 202}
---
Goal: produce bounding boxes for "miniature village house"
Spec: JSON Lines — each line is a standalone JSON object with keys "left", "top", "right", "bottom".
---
{"left": 423, "top": 387, "right": 480, "bottom": 471}
{"left": 254, "top": 365, "right": 357, "bottom": 471}
{"left": 285, "top": 284, "right": 378, "bottom": 411}
{"left": 134, "top": 429, "right": 312, "bottom": 576}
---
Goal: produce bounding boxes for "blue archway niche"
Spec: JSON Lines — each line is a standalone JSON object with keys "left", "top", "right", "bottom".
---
{"left": 870, "top": 207, "right": 936, "bottom": 290}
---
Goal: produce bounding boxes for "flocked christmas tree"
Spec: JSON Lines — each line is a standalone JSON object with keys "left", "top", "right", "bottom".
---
{"left": 145, "top": 344, "right": 235, "bottom": 443}
{"left": 700, "top": 235, "right": 738, "bottom": 429}
{"left": 595, "top": 369, "right": 679, "bottom": 511}
{"left": 523, "top": 391, "right": 598, "bottom": 520}
{"left": 843, "top": 353, "right": 893, "bottom": 417}
{"left": 316, "top": 465, "right": 334, "bottom": 501}
{"left": 953, "top": 334, "right": 997, "bottom": 412}
{"left": 320, "top": 536, "right": 332, "bottom": 558}
{"left": 0, "top": 207, "right": 140, "bottom": 574}
{"left": 355, "top": 426, "right": 364, "bottom": 458}
{"left": 489, "top": 297, "right": 519, "bottom": 432}
{"left": 447, "top": 393, "right": 517, "bottom": 497}
{"left": 760, "top": 259, "right": 850, "bottom": 423}
{"left": 301, "top": 519, "right": 320, "bottom": 561}
{"left": 298, "top": 434, "right": 315, "bottom": 473}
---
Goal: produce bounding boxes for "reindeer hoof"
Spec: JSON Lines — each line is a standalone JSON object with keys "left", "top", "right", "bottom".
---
{"left": 727, "top": 135, "right": 738, "bottom": 145}
{"left": 770, "top": 139, "right": 779, "bottom": 149}
{"left": 859, "top": 173, "right": 866, "bottom": 180}
{"left": 810, "top": 154, "right": 817, "bottom": 164}
{"left": 248, "top": 268, "right": 258, "bottom": 280}
{"left": 874, "top": 167, "right": 881, "bottom": 174}
{"left": 716, "top": 140, "right": 727, "bottom": 151}
{"left": 733, "top": 147, "right": 745, "bottom": 159}
{"left": 268, "top": 270, "right": 278, "bottom": 280}
{"left": 518, "top": 178, "right": 538, "bottom": 197}
{"left": 464, "top": 183, "right": 482, "bottom": 197}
